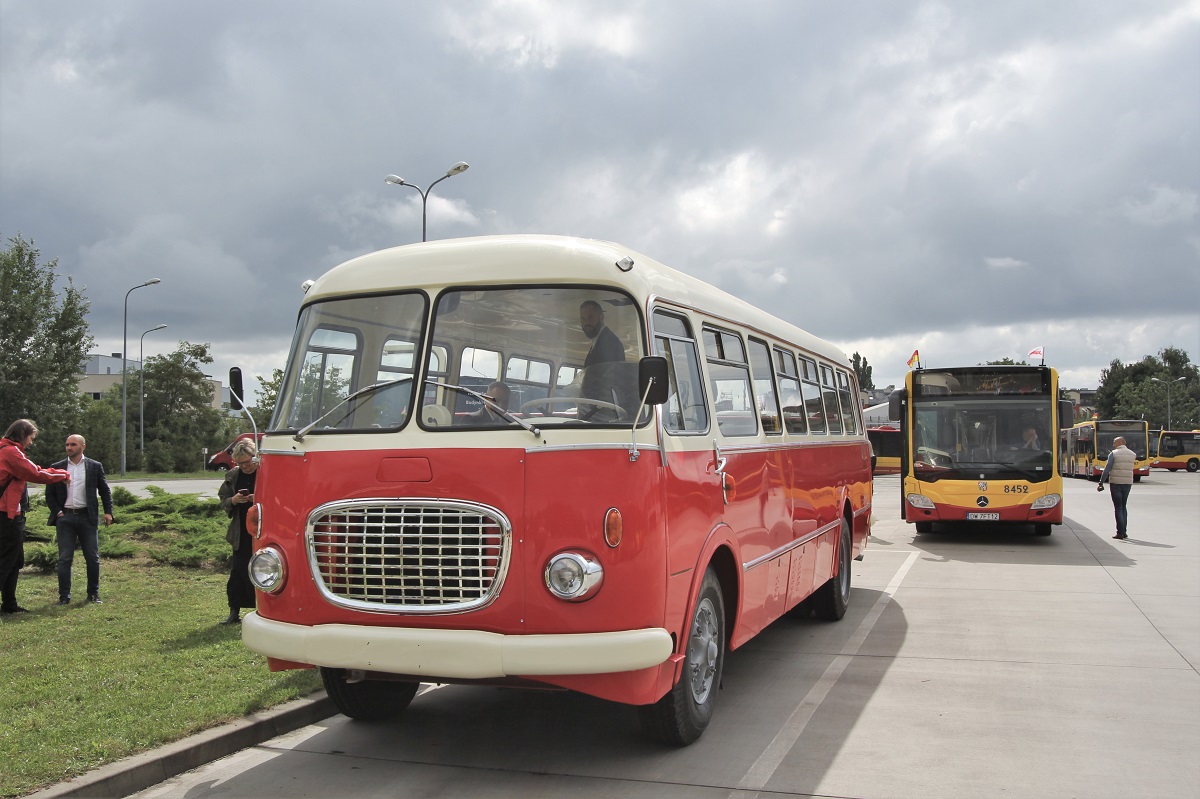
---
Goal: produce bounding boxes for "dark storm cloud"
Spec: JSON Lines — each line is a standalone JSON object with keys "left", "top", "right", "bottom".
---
{"left": 2, "top": 1, "right": 1196, "bottom": 394}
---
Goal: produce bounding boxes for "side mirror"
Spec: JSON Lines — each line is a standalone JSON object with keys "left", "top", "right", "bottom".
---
{"left": 888, "top": 388, "right": 906, "bottom": 422}
{"left": 1058, "top": 400, "right": 1074, "bottom": 431}
{"left": 638, "top": 356, "right": 670, "bottom": 406}
{"left": 229, "top": 367, "right": 246, "bottom": 411}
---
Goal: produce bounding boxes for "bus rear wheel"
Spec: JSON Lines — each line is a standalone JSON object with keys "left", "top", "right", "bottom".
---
{"left": 639, "top": 568, "right": 725, "bottom": 746}
{"left": 1188, "top": 459, "right": 1199, "bottom": 473}
{"left": 320, "top": 668, "right": 419, "bottom": 721}
{"left": 812, "top": 518, "right": 852, "bottom": 621}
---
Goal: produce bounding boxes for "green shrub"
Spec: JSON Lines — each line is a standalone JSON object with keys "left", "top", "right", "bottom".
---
{"left": 24, "top": 542, "right": 58, "bottom": 572}
{"left": 111, "top": 485, "right": 139, "bottom": 506}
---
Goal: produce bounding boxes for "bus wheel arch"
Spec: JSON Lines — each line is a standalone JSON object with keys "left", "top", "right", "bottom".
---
{"left": 640, "top": 566, "right": 727, "bottom": 746}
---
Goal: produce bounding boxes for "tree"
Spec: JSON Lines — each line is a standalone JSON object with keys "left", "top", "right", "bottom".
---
{"left": 1096, "top": 347, "right": 1199, "bottom": 428}
{"left": 0, "top": 234, "right": 92, "bottom": 464}
{"left": 139, "top": 342, "right": 225, "bottom": 472}
{"left": 984, "top": 358, "right": 1029, "bottom": 366}
{"left": 251, "top": 368, "right": 284, "bottom": 431}
{"left": 851, "top": 352, "right": 874, "bottom": 391}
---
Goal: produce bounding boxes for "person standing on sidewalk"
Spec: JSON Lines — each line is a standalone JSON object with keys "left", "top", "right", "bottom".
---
{"left": 46, "top": 434, "right": 113, "bottom": 604}
{"left": 0, "top": 419, "right": 69, "bottom": 615}
{"left": 1097, "top": 436, "right": 1136, "bottom": 540}
{"left": 217, "top": 437, "right": 258, "bottom": 625}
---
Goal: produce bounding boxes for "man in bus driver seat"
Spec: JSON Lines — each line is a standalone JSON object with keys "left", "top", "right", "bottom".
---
{"left": 578, "top": 300, "right": 628, "bottom": 422}
{"left": 461, "top": 381, "right": 511, "bottom": 425}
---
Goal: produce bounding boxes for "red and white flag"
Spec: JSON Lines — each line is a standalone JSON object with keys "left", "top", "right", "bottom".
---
{"left": 1028, "top": 346, "right": 1044, "bottom": 360}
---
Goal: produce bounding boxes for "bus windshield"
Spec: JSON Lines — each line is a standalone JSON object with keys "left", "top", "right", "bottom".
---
{"left": 271, "top": 285, "right": 648, "bottom": 433}
{"left": 911, "top": 375, "right": 1055, "bottom": 482}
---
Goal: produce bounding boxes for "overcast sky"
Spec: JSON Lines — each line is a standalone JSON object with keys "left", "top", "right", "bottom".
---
{"left": 2, "top": 1, "right": 1197, "bottom": 402}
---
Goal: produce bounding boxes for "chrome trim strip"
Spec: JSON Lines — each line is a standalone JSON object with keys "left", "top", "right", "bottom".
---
{"left": 742, "top": 518, "right": 841, "bottom": 572}
{"left": 242, "top": 613, "right": 673, "bottom": 677}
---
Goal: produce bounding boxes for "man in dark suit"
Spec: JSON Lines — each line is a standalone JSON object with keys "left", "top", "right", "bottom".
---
{"left": 580, "top": 300, "right": 626, "bottom": 368}
{"left": 46, "top": 434, "right": 113, "bottom": 604}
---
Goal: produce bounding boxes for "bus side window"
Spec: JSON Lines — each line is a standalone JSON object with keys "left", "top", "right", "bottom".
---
{"left": 653, "top": 309, "right": 708, "bottom": 434}
{"left": 774, "top": 347, "right": 805, "bottom": 435}
{"left": 836, "top": 368, "right": 858, "bottom": 435}
{"left": 800, "top": 356, "right": 825, "bottom": 434}
{"left": 820, "top": 363, "right": 844, "bottom": 435}
{"left": 748, "top": 338, "right": 781, "bottom": 435}
{"left": 703, "top": 326, "right": 757, "bottom": 437}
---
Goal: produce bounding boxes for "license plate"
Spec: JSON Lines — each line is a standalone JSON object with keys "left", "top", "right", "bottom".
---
{"left": 967, "top": 512, "right": 1000, "bottom": 521}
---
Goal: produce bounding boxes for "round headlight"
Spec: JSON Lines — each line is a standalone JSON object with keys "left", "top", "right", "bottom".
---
{"left": 544, "top": 552, "right": 604, "bottom": 601}
{"left": 248, "top": 546, "right": 286, "bottom": 594}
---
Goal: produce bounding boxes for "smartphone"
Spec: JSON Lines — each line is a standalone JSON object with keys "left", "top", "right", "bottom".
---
{"left": 237, "top": 489, "right": 250, "bottom": 496}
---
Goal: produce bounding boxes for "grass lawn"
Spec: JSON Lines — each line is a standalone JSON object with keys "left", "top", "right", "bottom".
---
{"left": 0, "top": 495, "right": 322, "bottom": 798}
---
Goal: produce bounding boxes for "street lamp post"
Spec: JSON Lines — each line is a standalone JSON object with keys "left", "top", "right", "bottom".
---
{"left": 1150, "top": 376, "right": 1187, "bottom": 430}
{"left": 384, "top": 161, "right": 470, "bottom": 241}
{"left": 122, "top": 279, "right": 161, "bottom": 476}
{"left": 139, "top": 324, "right": 168, "bottom": 456}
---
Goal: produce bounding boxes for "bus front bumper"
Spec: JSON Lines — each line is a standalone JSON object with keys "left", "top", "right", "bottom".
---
{"left": 242, "top": 613, "right": 674, "bottom": 678}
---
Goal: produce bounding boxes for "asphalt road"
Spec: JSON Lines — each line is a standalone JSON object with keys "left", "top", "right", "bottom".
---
{"left": 100, "top": 472, "right": 1200, "bottom": 797}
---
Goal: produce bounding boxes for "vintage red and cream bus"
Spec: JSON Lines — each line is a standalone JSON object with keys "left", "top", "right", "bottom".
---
{"left": 233, "top": 234, "right": 872, "bottom": 745}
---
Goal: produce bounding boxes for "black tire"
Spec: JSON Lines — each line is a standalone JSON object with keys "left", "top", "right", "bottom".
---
{"left": 1188, "top": 459, "right": 1199, "bottom": 473}
{"left": 915, "top": 521, "right": 933, "bottom": 534}
{"left": 1134, "top": 475, "right": 1141, "bottom": 483}
{"left": 1034, "top": 523, "right": 1052, "bottom": 536}
{"left": 1168, "top": 468, "right": 1179, "bottom": 472}
{"left": 320, "top": 667, "right": 419, "bottom": 721}
{"left": 812, "top": 518, "right": 852, "bottom": 622}
{"left": 640, "top": 568, "right": 725, "bottom": 746}
{"left": 215, "top": 464, "right": 229, "bottom": 472}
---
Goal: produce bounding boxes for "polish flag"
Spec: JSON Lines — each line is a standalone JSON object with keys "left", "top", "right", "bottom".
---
{"left": 1028, "top": 346, "right": 1044, "bottom": 360}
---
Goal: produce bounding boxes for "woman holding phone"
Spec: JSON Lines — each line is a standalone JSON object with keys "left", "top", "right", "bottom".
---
{"left": 217, "top": 437, "right": 259, "bottom": 625}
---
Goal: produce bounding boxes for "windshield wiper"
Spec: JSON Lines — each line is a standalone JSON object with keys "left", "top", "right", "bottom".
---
{"left": 294, "top": 377, "right": 412, "bottom": 441}
{"left": 428, "top": 381, "right": 542, "bottom": 439}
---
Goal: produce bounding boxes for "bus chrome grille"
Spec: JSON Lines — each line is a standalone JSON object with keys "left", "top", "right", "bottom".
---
{"left": 305, "top": 499, "right": 511, "bottom": 614}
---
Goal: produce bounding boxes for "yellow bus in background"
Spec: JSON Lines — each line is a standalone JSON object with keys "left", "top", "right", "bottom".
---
{"left": 889, "top": 365, "right": 1072, "bottom": 536}
{"left": 866, "top": 426, "right": 901, "bottom": 475}
{"left": 1061, "top": 420, "right": 1150, "bottom": 482}
{"left": 1151, "top": 430, "right": 1200, "bottom": 472}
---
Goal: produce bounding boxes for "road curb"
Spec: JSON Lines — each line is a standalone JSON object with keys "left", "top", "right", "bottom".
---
{"left": 26, "top": 691, "right": 335, "bottom": 799}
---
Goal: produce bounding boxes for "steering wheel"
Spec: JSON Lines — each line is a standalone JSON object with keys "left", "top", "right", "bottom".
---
{"left": 519, "top": 396, "right": 628, "bottom": 421}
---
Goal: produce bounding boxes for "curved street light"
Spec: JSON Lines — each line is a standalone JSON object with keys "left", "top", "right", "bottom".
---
{"left": 122, "top": 278, "right": 161, "bottom": 476}
{"left": 1150, "top": 375, "right": 1187, "bottom": 430}
{"left": 384, "top": 161, "right": 469, "bottom": 242}
{"left": 139, "top": 324, "right": 168, "bottom": 456}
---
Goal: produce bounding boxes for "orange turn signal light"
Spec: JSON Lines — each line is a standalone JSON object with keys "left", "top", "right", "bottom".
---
{"left": 604, "top": 507, "right": 623, "bottom": 548}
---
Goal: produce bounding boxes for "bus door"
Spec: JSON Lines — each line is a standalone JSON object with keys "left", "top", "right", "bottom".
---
{"left": 703, "top": 326, "right": 791, "bottom": 643}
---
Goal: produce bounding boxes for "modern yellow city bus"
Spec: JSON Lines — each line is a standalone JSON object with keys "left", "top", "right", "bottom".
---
{"left": 888, "top": 365, "right": 1072, "bottom": 535}
{"left": 1060, "top": 420, "right": 1150, "bottom": 481}
{"left": 1151, "top": 429, "right": 1200, "bottom": 472}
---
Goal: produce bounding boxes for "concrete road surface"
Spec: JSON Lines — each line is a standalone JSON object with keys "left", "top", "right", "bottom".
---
{"left": 105, "top": 471, "right": 1200, "bottom": 798}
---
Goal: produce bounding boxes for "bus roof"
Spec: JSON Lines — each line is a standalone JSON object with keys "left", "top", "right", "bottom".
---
{"left": 304, "top": 234, "right": 851, "bottom": 367}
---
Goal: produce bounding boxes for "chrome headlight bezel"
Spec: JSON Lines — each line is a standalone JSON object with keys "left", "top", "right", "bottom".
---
{"left": 544, "top": 552, "right": 604, "bottom": 601}
{"left": 248, "top": 546, "right": 287, "bottom": 594}
{"left": 906, "top": 493, "right": 936, "bottom": 509}
{"left": 1031, "top": 493, "right": 1062, "bottom": 510}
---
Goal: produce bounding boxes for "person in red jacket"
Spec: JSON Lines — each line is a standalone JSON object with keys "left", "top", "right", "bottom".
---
{"left": 0, "top": 419, "right": 69, "bottom": 615}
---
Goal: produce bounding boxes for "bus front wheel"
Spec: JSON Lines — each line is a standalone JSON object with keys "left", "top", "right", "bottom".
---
{"left": 1034, "top": 523, "right": 1052, "bottom": 536}
{"left": 1188, "top": 459, "right": 1199, "bottom": 473}
{"left": 320, "top": 668, "right": 419, "bottom": 721}
{"left": 915, "top": 521, "right": 933, "bottom": 534}
{"left": 640, "top": 568, "right": 725, "bottom": 746}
